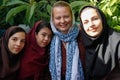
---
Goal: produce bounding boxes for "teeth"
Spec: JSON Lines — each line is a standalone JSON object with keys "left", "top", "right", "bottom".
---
{"left": 61, "top": 25, "right": 65, "bottom": 27}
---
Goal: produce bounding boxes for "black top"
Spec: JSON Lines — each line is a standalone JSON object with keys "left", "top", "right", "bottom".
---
{"left": 79, "top": 6, "right": 120, "bottom": 80}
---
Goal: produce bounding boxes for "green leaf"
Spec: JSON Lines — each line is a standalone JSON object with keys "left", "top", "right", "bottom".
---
{"left": 30, "top": 0, "right": 35, "bottom": 3}
{"left": 0, "top": 5, "right": 5, "bottom": 10}
{"left": 8, "top": 17, "right": 14, "bottom": 25}
{"left": 113, "top": 25, "right": 120, "bottom": 32}
{"left": 2, "top": 0, "right": 9, "bottom": 6}
{"left": 112, "top": 16, "right": 118, "bottom": 23}
{"left": 100, "top": 2, "right": 109, "bottom": 11}
{"left": 5, "top": 0, "right": 28, "bottom": 6}
{"left": 110, "top": 0, "right": 117, "bottom": 6}
{"left": 6, "top": 5, "right": 27, "bottom": 22}
{"left": 37, "top": 0, "right": 47, "bottom": 5}
{"left": 28, "top": 2, "right": 36, "bottom": 23}
{"left": 70, "top": 1, "right": 90, "bottom": 8}
{"left": 47, "top": 4, "right": 52, "bottom": 15}
{"left": 70, "top": 1, "right": 91, "bottom": 14}
{"left": 118, "top": 17, "right": 120, "bottom": 22}
{"left": 111, "top": 6, "right": 117, "bottom": 13}
{"left": 25, "top": 5, "right": 31, "bottom": 25}
{"left": 106, "top": 8, "right": 112, "bottom": 16}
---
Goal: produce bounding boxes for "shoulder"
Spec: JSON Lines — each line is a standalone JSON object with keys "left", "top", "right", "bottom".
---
{"left": 108, "top": 28, "right": 120, "bottom": 41}
{"left": 108, "top": 28, "right": 120, "bottom": 37}
{"left": 108, "top": 28, "right": 120, "bottom": 54}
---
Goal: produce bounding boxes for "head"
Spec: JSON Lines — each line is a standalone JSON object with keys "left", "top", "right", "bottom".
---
{"left": 4, "top": 26, "right": 26, "bottom": 54}
{"left": 35, "top": 20, "right": 53, "bottom": 48}
{"left": 79, "top": 6, "right": 108, "bottom": 38}
{"left": 51, "top": 1, "right": 73, "bottom": 34}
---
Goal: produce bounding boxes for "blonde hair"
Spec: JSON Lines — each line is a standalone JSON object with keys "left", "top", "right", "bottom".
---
{"left": 52, "top": 1, "right": 73, "bottom": 18}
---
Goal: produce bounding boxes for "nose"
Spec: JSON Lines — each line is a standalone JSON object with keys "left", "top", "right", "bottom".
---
{"left": 89, "top": 21, "right": 94, "bottom": 27}
{"left": 44, "top": 36, "right": 49, "bottom": 41}
{"left": 16, "top": 41, "right": 21, "bottom": 46}
{"left": 60, "top": 17, "right": 65, "bottom": 23}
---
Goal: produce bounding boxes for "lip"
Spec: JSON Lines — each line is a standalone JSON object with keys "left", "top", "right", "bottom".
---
{"left": 14, "top": 48, "right": 21, "bottom": 51}
{"left": 61, "top": 26, "right": 66, "bottom": 28}
{"left": 91, "top": 29, "right": 96, "bottom": 32}
{"left": 60, "top": 25, "right": 66, "bottom": 28}
{"left": 90, "top": 28, "right": 97, "bottom": 32}
{"left": 60, "top": 24, "right": 67, "bottom": 28}
{"left": 42, "top": 42, "right": 48, "bottom": 45}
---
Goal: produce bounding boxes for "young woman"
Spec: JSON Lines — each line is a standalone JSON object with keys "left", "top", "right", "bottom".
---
{"left": 49, "top": 1, "right": 85, "bottom": 80}
{"left": 19, "top": 20, "right": 53, "bottom": 80}
{"left": 0, "top": 26, "right": 26, "bottom": 80}
{"left": 79, "top": 6, "right": 120, "bottom": 80}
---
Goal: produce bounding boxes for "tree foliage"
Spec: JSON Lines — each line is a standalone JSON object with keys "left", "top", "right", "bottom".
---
{"left": 0, "top": 0, "right": 120, "bottom": 32}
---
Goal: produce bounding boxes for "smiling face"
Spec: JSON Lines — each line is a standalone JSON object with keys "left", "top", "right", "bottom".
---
{"left": 35, "top": 27, "right": 52, "bottom": 48}
{"left": 52, "top": 6, "right": 72, "bottom": 34}
{"left": 8, "top": 32, "right": 26, "bottom": 54}
{"left": 80, "top": 8, "right": 103, "bottom": 37}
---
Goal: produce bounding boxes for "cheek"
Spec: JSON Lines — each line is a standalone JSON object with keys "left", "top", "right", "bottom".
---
{"left": 68, "top": 17, "right": 72, "bottom": 22}
{"left": 97, "top": 21, "right": 103, "bottom": 31}
{"left": 54, "top": 19, "right": 59, "bottom": 26}
{"left": 99, "top": 25, "right": 103, "bottom": 33}
{"left": 35, "top": 35, "right": 42, "bottom": 45}
{"left": 83, "top": 24, "right": 88, "bottom": 31}
{"left": 8, "top": 39, "right": 12, "bottom": 47}
{"left": 8, "top": 41, "right": 13, "bottom": 52}
{"left": 47, "top": 39, "right": 51, "bottom": 44}
{"left": 21, "top": 43, "right": 25, "bottom": 49}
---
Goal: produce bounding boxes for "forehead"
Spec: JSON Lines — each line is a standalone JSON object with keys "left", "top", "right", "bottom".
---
{"left": 39, "top": 27, "right": 52, "bottom": 33}
{"left": 52, "top": 6, "right": 71, "bottom": 16}
{"left": 10, "top": 32, "right": 25, "bottom": 38}
{"left": 81, "top": 8, "right": 99, "bottom": 19}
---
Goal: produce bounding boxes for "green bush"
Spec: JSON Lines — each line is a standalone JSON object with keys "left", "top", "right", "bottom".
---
{"left": 0, "top": 0, "right": 120, "bottom": 32}
{"left": 1, "top": 0, "right": 54, "bottom": 28}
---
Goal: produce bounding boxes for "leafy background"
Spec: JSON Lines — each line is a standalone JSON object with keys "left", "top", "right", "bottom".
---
{"left": 0, "top": 0, "right": 120, "bottom": 32}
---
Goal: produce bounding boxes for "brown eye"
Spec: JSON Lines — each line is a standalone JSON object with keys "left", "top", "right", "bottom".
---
{"left": 12, "top": 38, "right": 17, "bottom": 41}
{"left": 55, "top": 17, "right": 61, "bottom": 20}
{"left": 21, "top": 39, "right": 25, "bottom": 44}
{"left": 92, "top": 16, "right": 99, "bottom": 21}
{"left": 41, "top": 33, "right": 46, "bottom": 37}
{"left": 64, "top": 15, "right": 69, "bottom": 18}
{"left": 83, "top": 20, "right": 88, "bottom": 24}
{"left": 48, "top": 34, "right": 52, "bottom": 39}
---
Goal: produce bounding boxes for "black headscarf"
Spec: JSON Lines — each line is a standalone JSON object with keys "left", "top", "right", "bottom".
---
{"left": 0, "top": 26, "right": 26, "bottom": 80}
{"left": 79, "top": 6, "right": 120, "bottom": 80}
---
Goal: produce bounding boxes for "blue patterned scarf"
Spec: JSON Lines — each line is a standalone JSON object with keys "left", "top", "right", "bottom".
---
{"left": 49, "top": 20, "right": 84, "bottom": 80}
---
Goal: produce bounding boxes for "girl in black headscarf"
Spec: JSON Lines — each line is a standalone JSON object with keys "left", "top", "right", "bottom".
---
{"left": 0, "top": 26, "right": 26, "bottom": 80}
{"left": 79, "top": 6, "right": 120, "bottom": 80}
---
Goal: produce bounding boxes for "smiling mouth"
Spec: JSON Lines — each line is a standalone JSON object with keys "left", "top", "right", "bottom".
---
{"left": 90, "top": 28, "right": 97, "bottom": 32}
{"left": 91, "top": 29, "right": 96, "bottom": 32}
{"left": 43, "top": 42, "right": 48, "bottom": 45}
{"left": 15, "top": 48, "right": 21, "bottom": 51}
{"left": 60, "top": 25, "right": 66, "bottom": 28}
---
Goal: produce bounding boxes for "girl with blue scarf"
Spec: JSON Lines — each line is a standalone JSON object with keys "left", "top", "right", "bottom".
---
{"left": 49, "top": 1, "right": 85, "bottom": 80}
